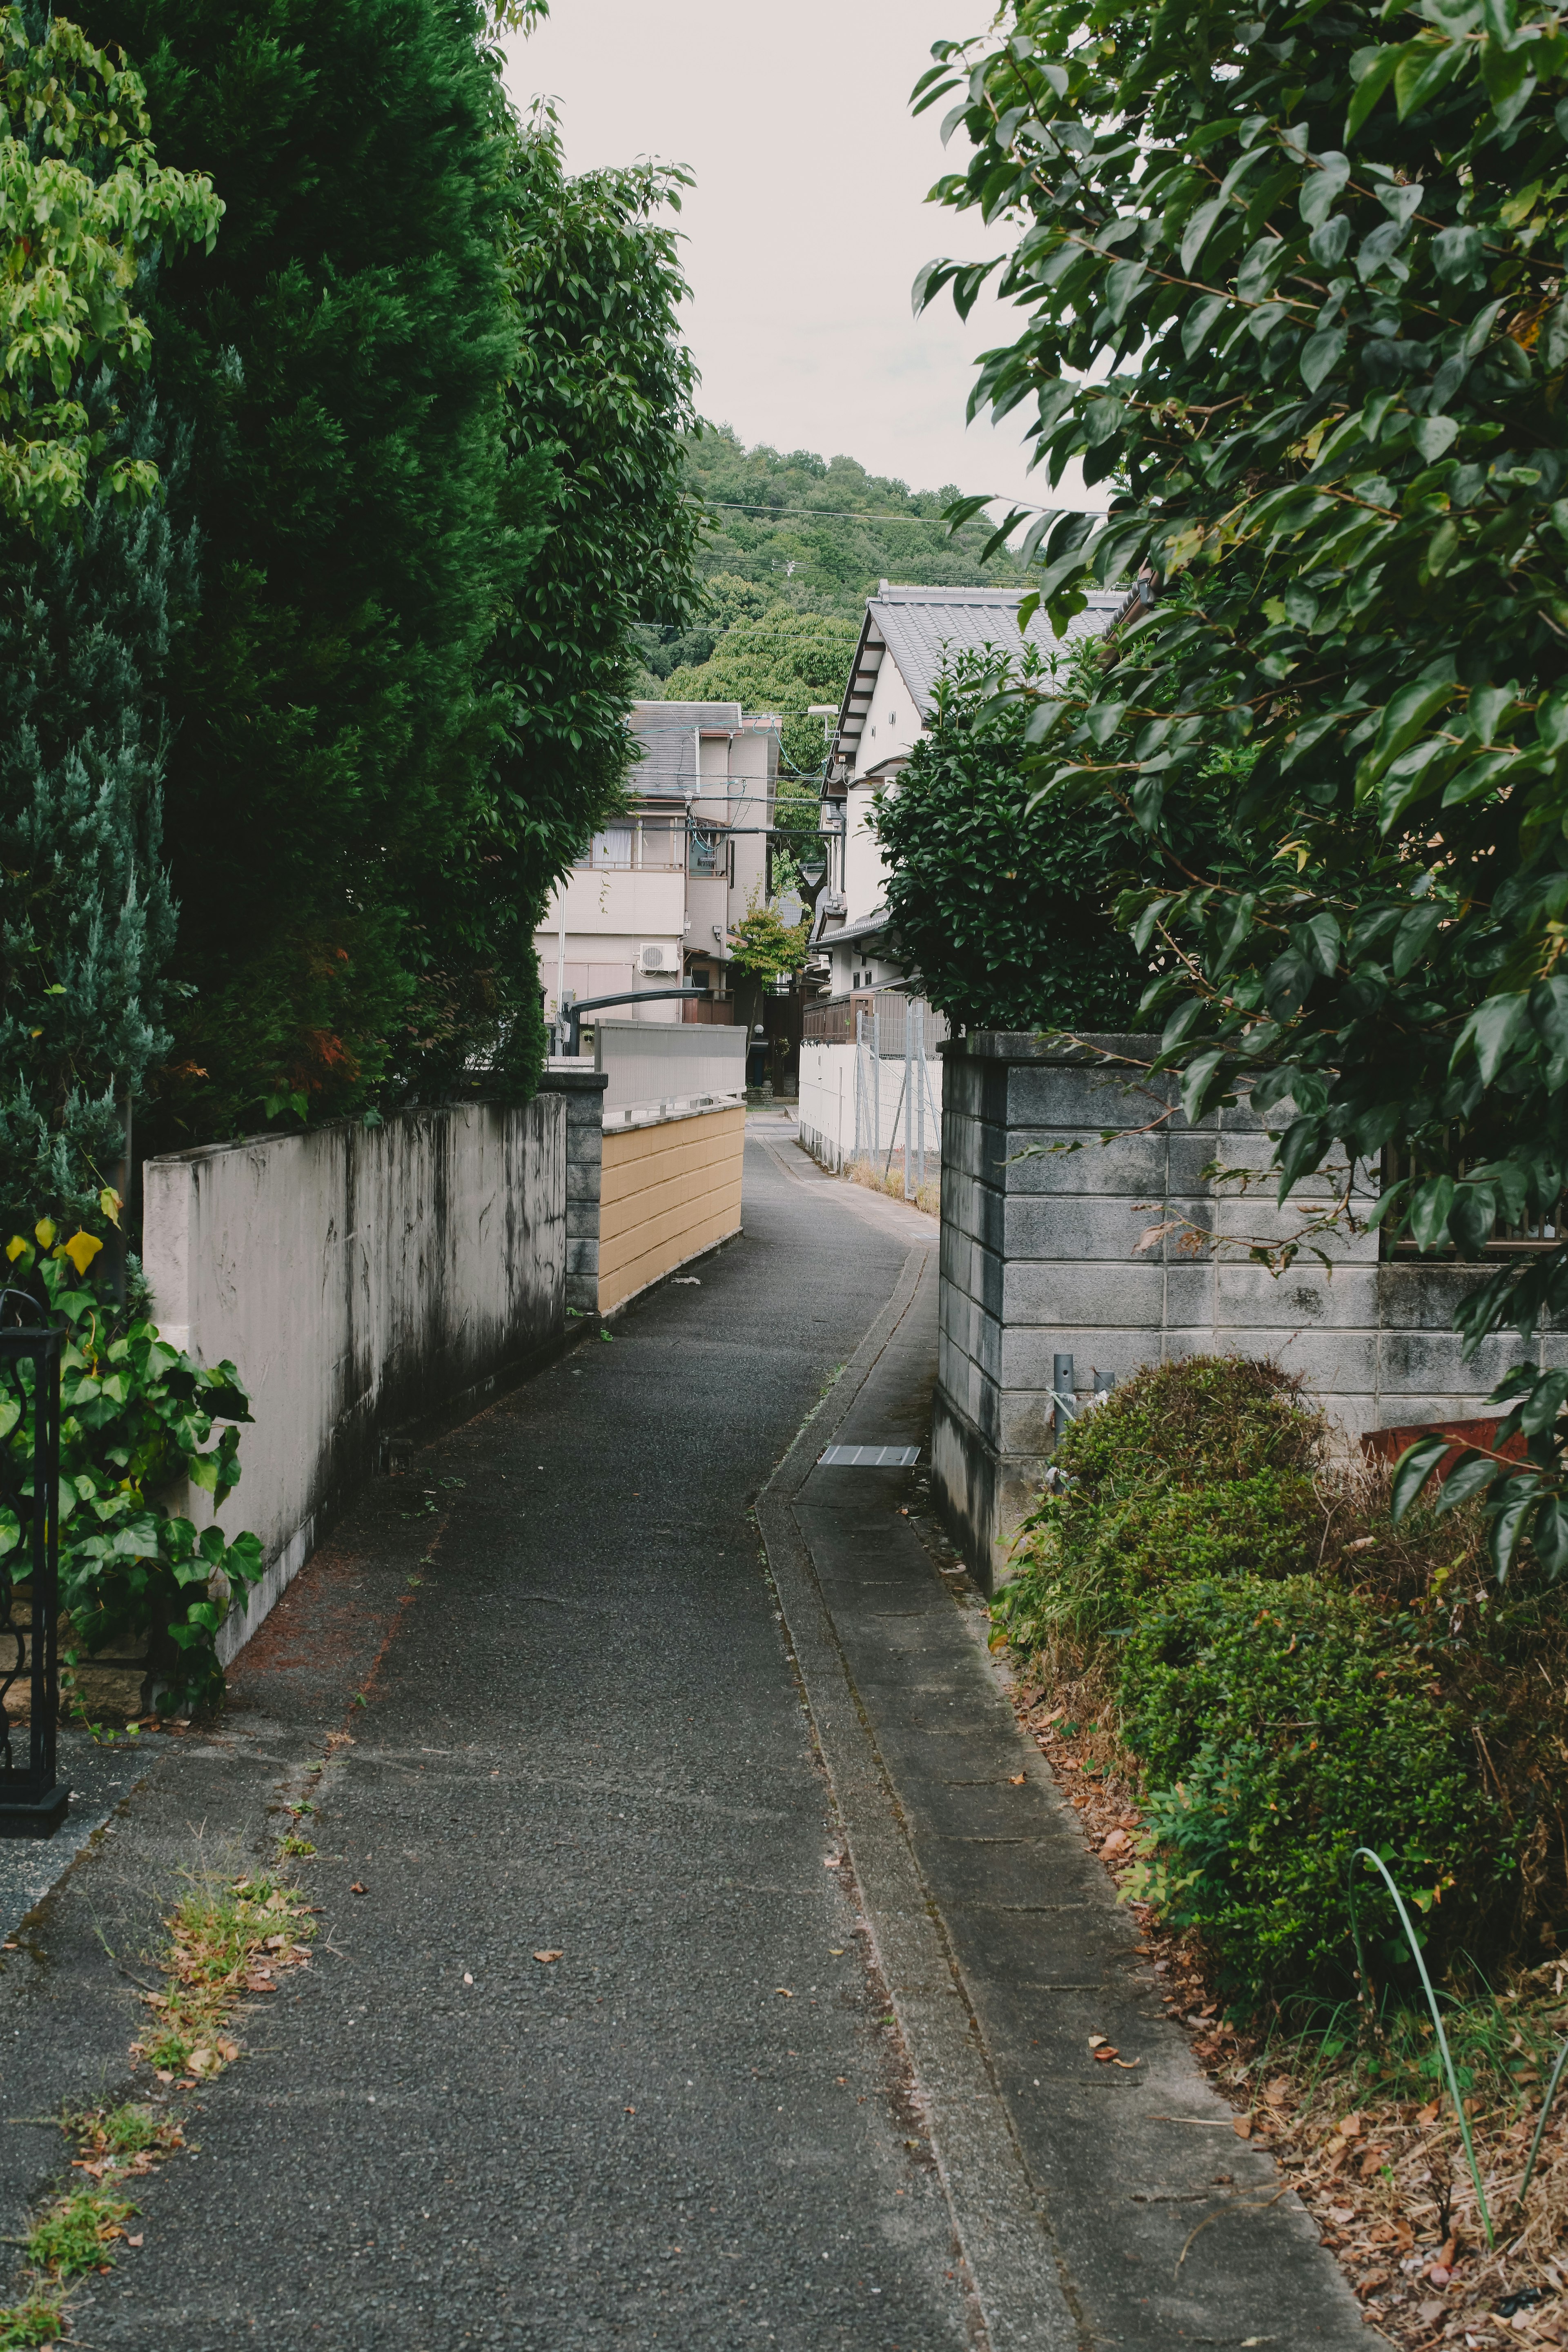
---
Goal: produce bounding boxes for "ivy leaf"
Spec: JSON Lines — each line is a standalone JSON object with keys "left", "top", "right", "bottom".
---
{"left": 1391, "top": 1432, "right": 1454, "bottom": 1522}
{"left": 1432, "top": 1448, "right": 1507, "bottom": 1512}
{"left": 1301, "top": 325, "right": 1348, "bottom": 393}
{"left": 1411, "top": 415, "right": 1458, "bottom": 463}
{"left": 1408, "top": 1174, "right": 1458, "bottom": 1250}
{"left": 1450, "top": 990, "right": 1531, "bottom": 1085}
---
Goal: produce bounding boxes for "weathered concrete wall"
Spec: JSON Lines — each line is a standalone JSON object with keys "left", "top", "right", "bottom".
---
{"left": 143, "top": 1097, "right": 567, "bottom": 1660}
{"left": 599, "top": 1101, "right": 744, "bottom": 1313}
{"left": 934, "top": 1033, "right": 1565, "bottom": 1589}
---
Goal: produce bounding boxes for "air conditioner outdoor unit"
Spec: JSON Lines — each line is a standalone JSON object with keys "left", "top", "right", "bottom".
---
{"left": 639, "top": 942, "right": 680, "bottom": 975}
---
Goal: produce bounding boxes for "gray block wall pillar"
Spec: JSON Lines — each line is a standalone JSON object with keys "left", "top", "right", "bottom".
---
{"left": 931, "top": 1031, "right": 1527, "bottom": 1595}
{"left": 539, "top": 1067, "right": 608, "bottom": 1316}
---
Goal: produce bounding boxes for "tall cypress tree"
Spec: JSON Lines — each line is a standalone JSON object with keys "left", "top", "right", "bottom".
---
{"left": 0, "top": 392, "right": 188, "bottom": 1238}
{"left": 82, "top": 0, "right": 520, "bottom": 1143}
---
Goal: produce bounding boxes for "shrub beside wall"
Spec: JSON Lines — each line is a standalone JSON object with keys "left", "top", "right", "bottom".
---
{"left": 995, "top": 1358, "right": 1568, "bottom": 2006}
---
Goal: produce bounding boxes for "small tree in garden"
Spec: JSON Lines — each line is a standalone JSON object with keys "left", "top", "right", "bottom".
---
{"left": 917, "top": 0, "right": 1568, "bottom": 1574}
{"left": 726, "top": 901, "right": 810, "bottom": 1040}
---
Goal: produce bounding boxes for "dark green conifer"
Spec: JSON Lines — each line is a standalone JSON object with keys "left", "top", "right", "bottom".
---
{"left": 84, "top": 0, "right": 521, "bottom": 1140}
{"left": 0, "top": 391, "right": 186, "bottom": 1236}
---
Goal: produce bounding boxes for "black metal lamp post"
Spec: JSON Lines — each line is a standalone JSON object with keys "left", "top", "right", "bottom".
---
{"left": 0, "top": 1324, "right": 67, "bottom": 1838}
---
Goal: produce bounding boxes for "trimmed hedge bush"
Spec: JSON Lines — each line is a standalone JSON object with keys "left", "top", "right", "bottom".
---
{"left": 996, "top": 1354, "right": 1568, "bottom": 2005}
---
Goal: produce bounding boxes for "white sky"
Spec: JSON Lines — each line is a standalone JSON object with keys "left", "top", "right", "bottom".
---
{"left": 500, "top": 0, "right": 1093, "bottom": 517}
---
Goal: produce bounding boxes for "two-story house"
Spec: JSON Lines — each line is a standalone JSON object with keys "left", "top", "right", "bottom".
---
{"left": 537, "top": 700, "right": 780, "bottom": 1032}
{"left": 810, "top": 582, "right": 1125, "bottom": 998}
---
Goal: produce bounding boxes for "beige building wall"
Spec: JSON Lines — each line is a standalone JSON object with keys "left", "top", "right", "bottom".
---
{"left": 599, "top": 1102, "right": 744, "bottom": 1314}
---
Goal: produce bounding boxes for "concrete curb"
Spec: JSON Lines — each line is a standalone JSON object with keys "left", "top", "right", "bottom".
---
{"left": 757, "top": 1236, "right": 1080, "bottom": 2350}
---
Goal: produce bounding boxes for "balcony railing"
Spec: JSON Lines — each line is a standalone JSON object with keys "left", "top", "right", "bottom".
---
{"left": 573, "top": 818, "right": 686, "bottom": 873}
{"left": 1381, "top": 1143, "right": 1564, "bottom": 1256}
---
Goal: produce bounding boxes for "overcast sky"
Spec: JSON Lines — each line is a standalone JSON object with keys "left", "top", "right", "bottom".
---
{"left": 500, "top": 0, "right": 1088, "bottom": 517}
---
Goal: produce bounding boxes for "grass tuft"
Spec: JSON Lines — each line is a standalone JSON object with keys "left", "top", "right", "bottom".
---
{"left": 132, "top": 1871, "right": 314, "bottom": 2079}
{"left": 0, "top": 2292, "right": 69, "bottom": 2347}
{"left": 25, "top": 2190, "right": 135, "bottom": 2279}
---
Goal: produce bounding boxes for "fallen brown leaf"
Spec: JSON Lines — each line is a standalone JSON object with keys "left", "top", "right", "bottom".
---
{"left": 127, "top": 2234, "right": 143, "bottom": 2247}
{"left": 1233, "top": 2118, "right": 1252, "bottom": 2140}
{"left": 533, "top": 1949, "right": 564, "bottom": 1964}
{"left": 1008, "top": 1773, "right": 1026, "bottom": 1785}
{"left": 775, "top": 1987, "right": 793, "bottom": 1998}
{"left": 350, "top": 1882, "right": 366, "bottom": 1895}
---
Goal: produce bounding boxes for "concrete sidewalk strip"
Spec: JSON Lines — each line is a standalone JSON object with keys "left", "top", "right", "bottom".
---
{"left": 760, "top": 1197, "right": 1369, "bottom": 2350}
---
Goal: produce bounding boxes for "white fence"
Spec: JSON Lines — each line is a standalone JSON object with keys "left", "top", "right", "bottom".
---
{"left": 592, "top": 1017, "right": 747, "bottom": 1113}
{"left": 143, "top": 1099, "right": 566, "bottom": 1660}
{"left": 799, "top": 1013, "right": 944, "bottom": 1182}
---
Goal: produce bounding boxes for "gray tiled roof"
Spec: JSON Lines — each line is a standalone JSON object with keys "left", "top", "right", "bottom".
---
{"left": 628, "top": 700, "right": 743, "bottom": 798}
{"left": 873, "top": 584, "right": 1124, "bottom": 712}
{"left": 829, "top": 583, "right": 1126, "bottom": 780}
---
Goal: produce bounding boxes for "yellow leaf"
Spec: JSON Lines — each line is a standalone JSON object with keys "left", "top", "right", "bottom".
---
{"left": 33, "top": 1217, "right": 55, "bottom": 1249}
{"left": 61, "top": 1231, "right": 102, "bottom": 1277}
{"left": 4, "top": 1234, "right": 27, "bottom": 1262}
{"left": 99, "top": 1187, "right": 122, "bottom": 1227}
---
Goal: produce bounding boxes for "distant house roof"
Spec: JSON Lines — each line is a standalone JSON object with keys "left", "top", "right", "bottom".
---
{"left": 829, "top": 582, "right": 1125, "bottom": 778}
{"left": 629, "top": 699, "right": 777, "bottom": 798}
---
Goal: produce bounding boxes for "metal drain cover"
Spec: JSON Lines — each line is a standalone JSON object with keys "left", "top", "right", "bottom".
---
{"left": 817, "top": 1444, "right": 920, "bottom": 1468}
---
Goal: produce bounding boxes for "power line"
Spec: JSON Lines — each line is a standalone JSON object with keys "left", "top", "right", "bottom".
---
{"left": 695, "top": 499, "right": 993, "bottom": 525}
{"left": 692, "top": 494, "right": 1111, "bottom": 526}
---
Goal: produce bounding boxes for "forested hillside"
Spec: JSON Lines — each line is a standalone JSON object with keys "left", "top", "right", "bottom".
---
{"left": 635, "top": 425, "right": 1030, "bottom": 774}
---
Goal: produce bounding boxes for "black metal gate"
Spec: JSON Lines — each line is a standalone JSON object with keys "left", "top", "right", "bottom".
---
{"left": 0, "top": 1324, "right": 67, "bottom": 1838}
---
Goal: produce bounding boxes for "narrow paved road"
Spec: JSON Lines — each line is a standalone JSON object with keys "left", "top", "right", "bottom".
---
{"left": 6, "top": 1126, "right": 971, "bottom": 2350}
{"left": 0, "top": 1119, "right": 1367, "bottom": 2350}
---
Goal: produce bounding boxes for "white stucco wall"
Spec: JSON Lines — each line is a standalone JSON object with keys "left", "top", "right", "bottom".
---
{"left": 143, "top": 1098, "right": 566, "bottom": 1662}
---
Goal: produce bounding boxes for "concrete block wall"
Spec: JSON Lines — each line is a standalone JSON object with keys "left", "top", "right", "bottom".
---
{"left": 933, "top": 1033, "right": 1560, "bottom": 1589}
{"left": 144, "top": 1095, "right": 568, "bottom": 1660}
{"left": 542, "top": 1065, "right": 610, "bottom": 1314}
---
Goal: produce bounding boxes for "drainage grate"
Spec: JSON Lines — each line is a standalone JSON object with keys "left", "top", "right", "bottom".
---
{"left": 817, "top": 1444, "right": 921, "bottom": 1468}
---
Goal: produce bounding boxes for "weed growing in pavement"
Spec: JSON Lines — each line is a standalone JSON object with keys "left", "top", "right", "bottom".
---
{"left": 0, "top": 2290, "right": 69, "bottom": 2346}
{"left": 25, "top": 2192, "right": 136, "bottom": 2279}
{"left": 0, "top": 2098, "right": 189, "bottom": 2339}
{"left": 276, "top": 1833, "right": 316, "bottom": 1857}
{"left": 845, "top": 1158, "right": 938, "bottom": 1217}
{"left": 133, "top": 1871, "right": 314, "bottom": 2081}
{"left": 2, "top": 1870, "right": 316, "bottom": 2343}
{"left": 69, "top": 2104, "right": 163, "bottom": 2161}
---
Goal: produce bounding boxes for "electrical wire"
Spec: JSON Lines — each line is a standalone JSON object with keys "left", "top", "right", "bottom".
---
{"left": 692, "top": 496, "right": 1110, "bottom": 523}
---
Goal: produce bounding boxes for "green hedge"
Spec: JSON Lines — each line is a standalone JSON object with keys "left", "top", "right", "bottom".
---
{"left": 996, "top": 1356, "right": 1564, "bottom": 2005}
